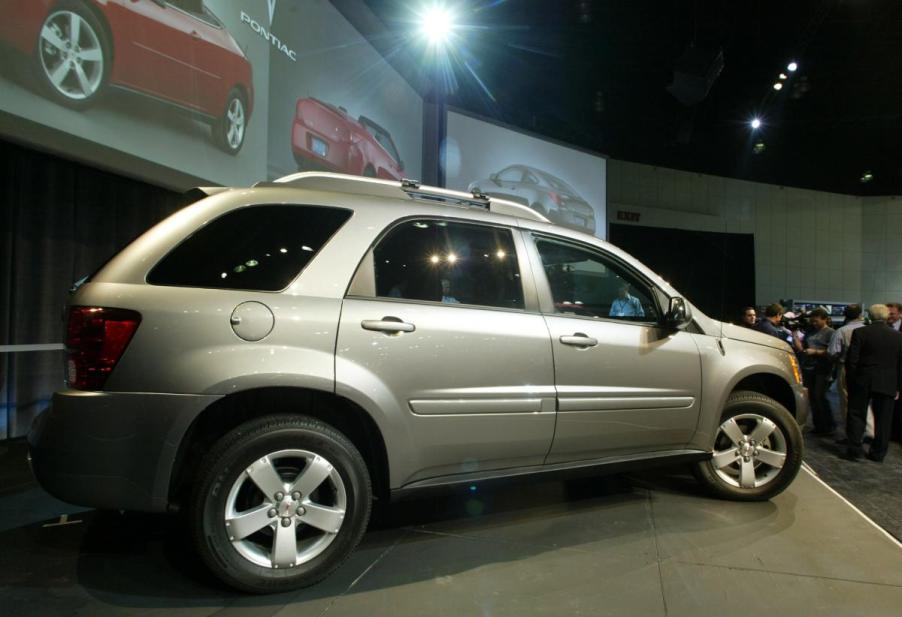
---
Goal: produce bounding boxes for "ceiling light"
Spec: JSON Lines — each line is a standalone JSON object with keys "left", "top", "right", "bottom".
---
{"left": 430, "top": 255, "right": 440, "bottom": 264}
{"left": 753, "top": 141, "right": 766, "bottom": 154}
{"left": 447, "top": 253, "right": 458, "bottom": 264}
{"left": 773, "top": 82, "right": 783, "bottom": 91}
{"left": 750, "top": 118, "right": 762, "bottom": 130}
{"left": 860, "top": 170, "right": 874, "bottom": 184}
{"left": 419, "top": 5, "right": 456, "bottom": 47}
{"left": 787, "top": 61, "right": 798, "bottom": 72}
{"left": 779, "top": 73, "right": 788, "bottom": 80}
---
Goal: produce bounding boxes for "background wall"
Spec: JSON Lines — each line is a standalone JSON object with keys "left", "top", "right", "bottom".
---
{"left": 606, "top": 159, "right": 880, "bottom": 314}
{"left": 861, "top": 196, "right": 902, "bottom": 307}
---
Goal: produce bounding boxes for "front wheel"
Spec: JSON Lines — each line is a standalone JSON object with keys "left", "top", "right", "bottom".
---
{"left": 694, "top": 391, "right": 803, "bottom": 501}
{"left": 34, "top": 0, "right": 110, "bottom": 108}
{"left": 191, "top": 415, "right": 372, "bottom": 593}
{"left": 213, "top": 88, "right": 248, "bottom": 155}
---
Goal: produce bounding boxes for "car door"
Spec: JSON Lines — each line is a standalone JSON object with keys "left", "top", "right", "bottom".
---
{"left": 114, "top": 0, "right": 198, "bottom": 106}
{"left": 524, "top": 232, "right": 702, "bottom": 463}
{"left": 336, "top": 218, "right": 556, "bottom": 486}
{"left": 176, "top": 3, "right": 233, "bottom": 116}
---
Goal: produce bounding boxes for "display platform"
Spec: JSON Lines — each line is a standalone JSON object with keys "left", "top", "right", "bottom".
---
{"left": 1, "top": 439, "right": 901, "bottom": 616}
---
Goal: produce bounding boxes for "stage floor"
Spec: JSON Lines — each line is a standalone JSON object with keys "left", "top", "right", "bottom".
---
{"left": 1, "top": 440, "right": 901, "bottom": 616}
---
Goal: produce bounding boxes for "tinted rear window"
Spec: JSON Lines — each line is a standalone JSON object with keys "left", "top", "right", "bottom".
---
{"left": 147, "top": 205, "right": 351, "bottom": 291}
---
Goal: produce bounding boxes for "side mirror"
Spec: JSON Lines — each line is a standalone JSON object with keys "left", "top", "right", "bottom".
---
{"left": 489, "top": 173, "right": 500, "bottom": 185}
{"left": 664, "top": 297, "right": 692, "bottom": 330}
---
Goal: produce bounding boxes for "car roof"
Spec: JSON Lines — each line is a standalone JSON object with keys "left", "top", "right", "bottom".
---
{"left": 265, "top": 172, "right": 549, "bottom": 224}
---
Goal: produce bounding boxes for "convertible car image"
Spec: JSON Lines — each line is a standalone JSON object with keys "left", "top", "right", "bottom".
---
{"left": 0, "top": 0, "right": 253, "bottom": 154}
{"left": 291, "top": 97, "right": 405, "bottom": 180}
{"left": 468, "top": 165, "right": 597, "bottom": 234}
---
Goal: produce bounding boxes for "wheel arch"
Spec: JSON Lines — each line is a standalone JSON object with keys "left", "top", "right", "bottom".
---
{"left": 53, "top": 0, "right": 115, "bottom": 64}
{"left": 729, "top": 372, "right": 796, "bottom": 418}
{"left": 168, "top": 386, "right": 390, "bottom": 509}
{"left": 231, "top": 83, "right": 252, "bottom": 119}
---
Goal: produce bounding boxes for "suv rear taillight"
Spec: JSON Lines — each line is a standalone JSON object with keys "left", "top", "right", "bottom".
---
{"left": 66, "top": 307, "right": 141, "bottom": 390}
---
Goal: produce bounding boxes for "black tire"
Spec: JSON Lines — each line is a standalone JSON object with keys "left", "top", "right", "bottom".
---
{"left": 693, "top": 391, "right": 803, "bottom": 501}
{"left": 191, "top": 415, "right": 372, "bottom": 593}
{"left": 213, "top": 88, "right": 248, "bottom": 155}
{"left": 33, "top": 0, "right": 110, "bottom": 109}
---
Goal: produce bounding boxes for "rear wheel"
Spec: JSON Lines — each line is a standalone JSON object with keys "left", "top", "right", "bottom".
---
{"left": 191, "top": 415, "right": 371, "bottom": 593}
{"left": 694, "top": 391, "right": 802, "bottom": 501}
{"left": 213, "top": 88, "right": 248, "bottom": 155}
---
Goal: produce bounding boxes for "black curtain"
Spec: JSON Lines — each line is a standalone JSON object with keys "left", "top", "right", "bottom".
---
{"left": 0, "top": 140, "right": 183, "bottom": 439}
{"left": 608, "top": 223, "right": 755, "bottom": 323}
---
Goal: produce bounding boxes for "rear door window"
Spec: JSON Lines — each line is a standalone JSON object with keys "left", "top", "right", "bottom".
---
{"left": 362, "top": 219, "right": 525, "bottom": 310}
{"left": 148, "top": 205, "right": 351, "bottom": 291}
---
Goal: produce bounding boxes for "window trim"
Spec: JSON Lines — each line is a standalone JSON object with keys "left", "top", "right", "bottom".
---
{"left": 344, "top": 215, "right": 540, "bottom": 313}
{"left": 145, "top": 203, "right": 352, "bottom": 293}
{"left": 523, "top": 230, "right": 666, "bottom": 326}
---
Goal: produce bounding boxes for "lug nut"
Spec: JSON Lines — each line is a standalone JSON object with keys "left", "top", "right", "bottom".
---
{"left": 267, "top": 508, "right": 277, "bottom": 518}
{"left": 275, "top": 492, "right": 284, "bottom": 501}
{"left": 296, "top": 506, "right": 306, "bottom": 516}
{"left": 281, "top": 518, "right": 292, "bottom": 527}
{"left": 292, "top": 491, "right": 301, "bottom": 500}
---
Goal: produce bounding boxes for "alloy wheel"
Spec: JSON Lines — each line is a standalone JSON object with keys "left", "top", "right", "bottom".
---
{"left": 225, "top": 97, "right": 246, "bottom": 151}
{"left": 39, "top": 11, "right": 104, "bottom": 101}
{"left": 224, "top": 448, "right": 346, "bottom": 569}
{"left": 710, "top": 413, "right": 788, "bottom": 489}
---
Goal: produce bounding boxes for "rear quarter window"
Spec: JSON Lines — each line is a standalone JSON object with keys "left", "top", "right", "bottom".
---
{"left": 147, "top": 204, "right": 351, "bottom": 291}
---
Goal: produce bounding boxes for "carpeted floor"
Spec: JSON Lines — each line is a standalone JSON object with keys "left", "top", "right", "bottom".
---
{"left": 799, "top": 382, "right": 902, "bottom": 541}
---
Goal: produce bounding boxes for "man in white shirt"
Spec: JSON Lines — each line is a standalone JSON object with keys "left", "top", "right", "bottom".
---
{"left": 829, "top": 305, "right": 867, "bottom": 432}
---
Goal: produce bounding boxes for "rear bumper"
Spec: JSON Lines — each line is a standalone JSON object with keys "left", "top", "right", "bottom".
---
{"left": 28, "top": 390, "right": 220, "bottom": 512}
{"left": 792, "top": 382, "right": 810, "bottom": 426}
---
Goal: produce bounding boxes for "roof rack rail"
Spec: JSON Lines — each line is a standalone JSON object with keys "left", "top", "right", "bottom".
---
{"left": 400, "top": 179, "right": 492, "bottom": 211}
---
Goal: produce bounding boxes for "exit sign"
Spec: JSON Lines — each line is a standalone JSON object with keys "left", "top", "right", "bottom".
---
{"left": 617, "top": 210, "right": 641, "bottom": 222}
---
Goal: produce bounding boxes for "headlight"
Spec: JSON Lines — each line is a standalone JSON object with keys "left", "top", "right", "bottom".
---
{"left": 788, "top": 352, "right": 801, "bottom": 384}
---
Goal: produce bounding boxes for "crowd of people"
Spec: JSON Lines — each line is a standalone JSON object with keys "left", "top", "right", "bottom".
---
{"left": 739, "top": 302, "right": 902, "bottom": 462}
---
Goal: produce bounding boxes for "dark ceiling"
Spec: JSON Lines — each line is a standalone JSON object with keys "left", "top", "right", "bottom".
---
{"left": 359, "top": 0, "right": 902, "bottom": 196}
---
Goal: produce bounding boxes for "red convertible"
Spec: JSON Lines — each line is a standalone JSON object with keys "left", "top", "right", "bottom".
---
{"left": 291, "top": 97, "right": 405, "bottom": 180}
{"left": 0, "top": 0, "right": 253, "bottom": 154}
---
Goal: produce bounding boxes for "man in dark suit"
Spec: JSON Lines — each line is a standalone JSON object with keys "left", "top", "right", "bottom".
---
{"left": 845, "top": 304, "right": 902, "bottom": 462}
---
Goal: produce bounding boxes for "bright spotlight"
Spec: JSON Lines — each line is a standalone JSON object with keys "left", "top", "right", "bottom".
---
{"left": 779, "top": 73, "right": 788, "bottom": 80}
{"left": 419, "top": 5, "right": 456, "bottom": 46}
{"left": 787, "top": 61, "right": 798, "bottom": 72}
{"left": 750, "top": 118, "right": 762, "bottom": 130}
{"left": 773, "top": 82, "right": 783, "bottom": 91}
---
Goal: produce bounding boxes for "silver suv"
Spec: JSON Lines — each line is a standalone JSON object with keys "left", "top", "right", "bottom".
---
{"left": 29, "top": 173, "right": 807, "bottom": 593}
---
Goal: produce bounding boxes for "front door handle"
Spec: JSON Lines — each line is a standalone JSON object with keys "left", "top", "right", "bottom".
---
{"left": 361, "top": 317, "right": 415, "bottom": 333}
{"left": 560, "top": 333, "right": 597, "bottom": 347}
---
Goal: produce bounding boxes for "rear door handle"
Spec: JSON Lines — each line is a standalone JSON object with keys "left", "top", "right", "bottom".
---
{"left": 361, "top": 317, "right": 415, "bottom": 333}
{"left": 560, "top": 334, "right": 597, "bottom": 347}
